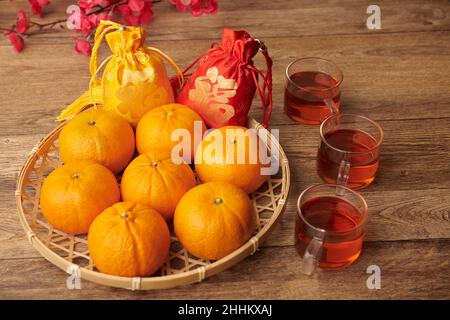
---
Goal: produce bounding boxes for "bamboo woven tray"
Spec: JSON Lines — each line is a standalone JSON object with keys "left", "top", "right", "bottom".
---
{"left": 15, "top": 117, "right": 290, "bottom": 290}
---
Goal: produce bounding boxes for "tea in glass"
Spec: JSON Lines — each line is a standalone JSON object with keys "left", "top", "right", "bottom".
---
{"left": 295, "top": 184, "right": 368, "bottom": 273}
{"left": 317, "top": 114, "right": 383, "bottom": 189}
{"left": 285, "top": 58, "right": 343, "bottom": 125}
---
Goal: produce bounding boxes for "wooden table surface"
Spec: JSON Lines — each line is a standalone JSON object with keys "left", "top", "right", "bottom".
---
{"left": 1, "top": 0, "right": 450, "bottom": 300}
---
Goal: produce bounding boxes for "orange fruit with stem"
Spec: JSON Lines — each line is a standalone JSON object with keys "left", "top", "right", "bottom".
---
{"left": 88, "top": 201, "right": 170, "bottom": 277}
{"left": 59, "top": 108, "right": 135, "bottom": 174}
{"left": 195, "top": 125, "right": 268, "bottom": 193}
{"left": 136, "top": 103, "right": 206, "bottom": 163}
{"left": 174, "top": 181, "right": 257, "bottom": 260}
{"left": 39, "top": 160, "right": 121, "bottom": 234}
{"left": 120, "top": 149, "right": 196, "bottom": 220}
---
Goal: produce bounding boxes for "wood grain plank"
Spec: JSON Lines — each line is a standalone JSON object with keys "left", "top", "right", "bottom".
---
{"left": 2, "top": 115, "right": 449, "bottom": 191}
{"left": 263, "top": 188, "right": 450, "bottom": 247}
{"left": 276, "top": 117, "right": 450, "bottom": 192}
{"left": 1, "top": 127, "right": 449, "bottom": 258}
{"left": 1, "top": 31, "right": 450, "bottom": 135}
{"left": 4, "top": 187, "right": 450, "bottom": 258}
{"left": 3, "top": 182, "right": 450, "bottom": 260}
{"left": 1, "top": 0, "right": 450, "bottom": 300}
{"left": 1, "top": 240, "right": 449, "bottom": 299}
{"left": 1, "top": 0, "right": 450, "bottom": 43}
{"left": 1, "top": 114, "right": 450, "bottom": 259}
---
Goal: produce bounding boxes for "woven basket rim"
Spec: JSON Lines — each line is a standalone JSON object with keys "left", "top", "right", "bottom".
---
{"left": 15, "top": 117, "right": 291, "bottom": 290}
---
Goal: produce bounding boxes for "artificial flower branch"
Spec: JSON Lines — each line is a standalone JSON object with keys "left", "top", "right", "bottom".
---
{"left": 2, "top": 0, "right": 217, "bottom": 54}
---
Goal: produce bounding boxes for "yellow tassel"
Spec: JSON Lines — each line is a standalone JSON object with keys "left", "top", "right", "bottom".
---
{"left": 56, "top": 85, "right": 103, "bottom": 122}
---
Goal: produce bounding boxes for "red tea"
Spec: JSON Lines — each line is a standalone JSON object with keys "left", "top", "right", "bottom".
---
{"left": 284, "top": 71, "right": 340, "bottom": 125}
{"left": 317, "top": 128, "right": 380, "bottom": 189}
{"left": 295, "top": 196, "right": 364, "bottom": 269}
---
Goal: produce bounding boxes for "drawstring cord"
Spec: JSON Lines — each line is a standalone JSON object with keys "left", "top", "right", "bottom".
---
{"left": 89, "top": 21, "right": 123, "bottom": 81}
{"left": 250, "top": 69, "right": 267, "bottom": 125}
{"left": 147, "top": 47, "right": 185, "bottom": 88}
{"left": 182, "top": 41, "right": 219, "bottom": 75}
{"left": 249, "top": 65, "right": 272, "bottom": 128}
{"left": 88, "top": 55, "right": 113, "bottom": 109}
{"left": 170, "top": 42, "right": 219, "bottom": 90}
{"left": 249, "top": 40, "right": 273, "bottom": 128}
{"left": 56, "top": 22, "right": 120, "bottom": 121}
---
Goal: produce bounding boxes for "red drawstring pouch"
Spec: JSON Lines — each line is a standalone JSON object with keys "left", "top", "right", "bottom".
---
{"left": 175, "top": 28, "right": 273, "bottom": 128}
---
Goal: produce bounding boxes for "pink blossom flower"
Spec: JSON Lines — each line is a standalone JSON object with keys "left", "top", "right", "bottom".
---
{"left": 6, "top": 32, "right": 24, "bottom": 52}
{"left": 88, "top": 12, "right": 112, "bottom": 26}
{"left": 139, "top": 1, "right": 153, "bottom": 24}
{"left": 116, "top": 3, "right": 132, "bottom": 16}
{"left": 190, "top": 0, "right": 218, "bottom": 16}
{"left": 170, "top": 0, "right": 192, "bottom": 12}
{"left": 170, "top": 0, "right": 218, "bottom": 16}
{"left": 74, "top": 38, "right": 92, "bottom": 56}
{"left": 76, "top": 12, "right": 96, "bottom": 36}
{"left": 124, "top": 14, "right": 140, "bottom": 26}
{"left": 122, "top": 0, "right": 153, "bottom": 26}
{"left": 128, "top": 0, "right": 145, "bottom": 13}
{"left": 78, "top": 0, "right": 106, "bottom": 12}
{"left": 15, "top": 9, "right": 29, "bottom": 34}
{"left": 28, "top": 0, "right": 50, "bottom": 17}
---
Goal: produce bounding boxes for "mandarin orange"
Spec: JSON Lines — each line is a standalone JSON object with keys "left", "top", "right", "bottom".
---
{"left": 195, "top": 125, "right": 268, "bottom": 193}
{"left": 136, "top": 103, "right": 206, "bottom": 162}
{"left": 174, "top": 181, "right": 257, "bottom": 260}
{"left": 39, "top": 160, "right": 120, "bottom": 234}
{"left": 120, "top": 149, "right": 196, "bottom": 220}
{"left": 88, "top": 201, "right": 170, "bottom": 277}
{"left": 59, "top": 108, "right": 135, "bottom": 174}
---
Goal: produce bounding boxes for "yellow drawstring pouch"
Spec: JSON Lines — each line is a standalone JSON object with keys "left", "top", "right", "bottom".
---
{"left": 57, "top": 20, "right": 183, "bottom": 127}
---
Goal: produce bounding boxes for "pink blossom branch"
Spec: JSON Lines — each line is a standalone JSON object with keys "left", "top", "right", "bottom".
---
{"left": 1, "top": 0, "right": 161, "bottom": 38}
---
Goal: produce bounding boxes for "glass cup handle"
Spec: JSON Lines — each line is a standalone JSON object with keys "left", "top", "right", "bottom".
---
{"left": 301, "top": 236, "right": 323, "bottom": 275}
{"left": 335, "top": 159, "right": 350, "bottom": 195}
{"left": 324, "top": 98, "right": 337, "bottom": 115}
{"left": 337, "top": 159, "right": 350, "bottom": 185}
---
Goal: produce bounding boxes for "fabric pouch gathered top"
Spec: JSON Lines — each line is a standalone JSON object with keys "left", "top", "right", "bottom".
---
{"left": 57, "top": 20, "right": 183, "bottom": 127}
{"left": 175, "top": 28, "right": 273, "bottom": 128}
